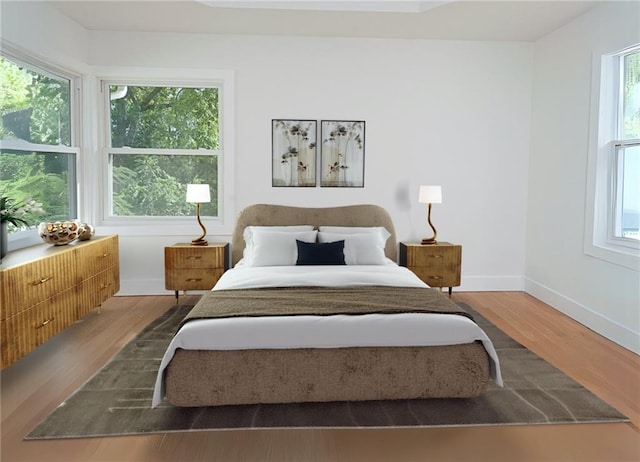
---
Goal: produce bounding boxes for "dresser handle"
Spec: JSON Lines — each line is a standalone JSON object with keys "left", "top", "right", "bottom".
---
{"left": 35, "top": 317, "right": 55, "bottom": 329}
{"left": 186, "top": 256, "right": 202, "bottom": 260}
{"left": 185, "top": 278, "right": 202, "bottom": 282}
{"left": 99, "top": 252, "right": 110, "bottom": 258}
{"left": 31, "top": 276, "right": 53, "bottom": 286}
{"left": 99, "top": 282, "right": 112, "bottom": 290}
{"left": 431, "top": 275, "right": 442, "bottom": 279}
{"left": 429, "top": 255, "right": 443, "bottom": 259}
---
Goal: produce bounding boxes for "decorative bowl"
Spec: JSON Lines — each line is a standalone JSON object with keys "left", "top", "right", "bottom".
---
{"left": 38, "top": 221, "right": 81, "bottom": 246}
{"left": 78, "top": 223, "right": 95, "bottom": 241}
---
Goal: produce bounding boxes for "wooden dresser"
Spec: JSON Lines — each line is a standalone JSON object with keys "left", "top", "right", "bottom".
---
{"left": 399, "top": 242, "right": 462, "bottom": 296}
{"left": 0, "top": 235, "right": 120, "bottom": 369}
{"left": 165, "top": 243, "right": 229, "bottom": 301}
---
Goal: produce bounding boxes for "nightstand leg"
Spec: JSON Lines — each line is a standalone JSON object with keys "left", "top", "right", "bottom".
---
{"left": 448, "top": 287, "right": 452, "bottom": 297}
{"left": 175, "top": 290, "right": 179, "bottom": 303}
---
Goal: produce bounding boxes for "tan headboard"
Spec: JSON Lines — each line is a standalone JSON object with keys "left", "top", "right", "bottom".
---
{"left": 231, "top": 204, "right": 397, "bottom": 266}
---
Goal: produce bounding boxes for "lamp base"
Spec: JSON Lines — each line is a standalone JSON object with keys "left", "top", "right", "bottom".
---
{"left": 421, "top": 238, "right": 437, "bottom": 245}
{"left": 191, "top": 238, "right": 208, "bottom": 246}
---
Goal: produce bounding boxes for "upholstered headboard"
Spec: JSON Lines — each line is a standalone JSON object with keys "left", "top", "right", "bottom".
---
{"left": 231, "top": 204, "right": 397, "bottom": 266}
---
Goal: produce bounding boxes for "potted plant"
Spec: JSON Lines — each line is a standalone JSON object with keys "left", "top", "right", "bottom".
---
{"left": 0, "top": 194, "right": 44, "bottom": 258}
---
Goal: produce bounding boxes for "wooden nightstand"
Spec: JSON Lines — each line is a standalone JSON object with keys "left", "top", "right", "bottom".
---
{"left": 164, "top": 243, "right": 229, "bottom": 301}
{"left": 399, "top": 242, "right": 462, "bottom": 296}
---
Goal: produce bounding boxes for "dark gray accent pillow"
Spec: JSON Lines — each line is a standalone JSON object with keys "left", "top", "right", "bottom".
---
{"left": 296, "top": 239, "right": 346, "bottom": 265}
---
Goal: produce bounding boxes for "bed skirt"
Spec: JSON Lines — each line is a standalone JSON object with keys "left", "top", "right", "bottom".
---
{"left": 164, "top": 342, "right": 490, "bottom": 407}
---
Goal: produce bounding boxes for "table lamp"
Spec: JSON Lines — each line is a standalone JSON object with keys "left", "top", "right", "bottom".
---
{"left": 418, "top": 185, "right": 442, "bottom": 245}
{"left": 186, "top": 184, "right": 211, "bottom": 246}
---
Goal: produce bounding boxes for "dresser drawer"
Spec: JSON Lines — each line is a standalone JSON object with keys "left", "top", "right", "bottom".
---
{"left": 75, "top": 235, "right": 119, "bottom": 279}
{"left": 0, "top": 250, "right": 77, "bottom": 319}
{"left": 76, "top": 268, "right": 120, "bottom": 317}
{"left": 0, "top": 289, "right": 78, "bottom": 367}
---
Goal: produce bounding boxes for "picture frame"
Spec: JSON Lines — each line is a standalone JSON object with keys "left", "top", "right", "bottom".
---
{"left": 320, "top": 120, "right": 365, "bottom": 187}
{"left": 272, "top": 119, "right": 317, "bottom": 187}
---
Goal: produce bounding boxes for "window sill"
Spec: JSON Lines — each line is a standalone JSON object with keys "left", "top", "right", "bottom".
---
{"left": 4, "top": 229, "right": 42, "bottom": 254}
{"left": 584, "top": 240, "right": 640, "bottom": 271}
{"left": 4, "top": 222, "right": 234, "bottom": 256}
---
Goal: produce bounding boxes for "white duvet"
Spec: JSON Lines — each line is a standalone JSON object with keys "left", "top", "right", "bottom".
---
{"left": 152, "top": 263, "right": 503, "bottom": 407}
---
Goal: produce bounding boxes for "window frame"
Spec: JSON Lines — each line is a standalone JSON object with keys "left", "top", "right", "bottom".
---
{"left": 94, "top": 67, "right": 235, "bottom": 236}
{"left": 0, "top": 44, "right": 82, "bottom": 251}
{"left": 612, "top": 141, "right": 639, "bottom": 246}
{"left": 585, "top": 45, "right": 640, "bottom": 270}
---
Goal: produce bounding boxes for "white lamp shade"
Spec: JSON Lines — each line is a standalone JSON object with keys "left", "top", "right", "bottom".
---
{"left": 418, "top": 185, "right": 442, "bottom": 204}
{"left": 186, "top": 184, "right": 211, "bottom": 203}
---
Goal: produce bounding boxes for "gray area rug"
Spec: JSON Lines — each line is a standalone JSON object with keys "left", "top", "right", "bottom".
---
{"left": 26, "top": 303, "right": 628, "bottom": 439}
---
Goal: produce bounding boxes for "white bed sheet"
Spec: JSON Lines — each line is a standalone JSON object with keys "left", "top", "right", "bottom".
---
{"left": 152, "top": 264, "right": 503, "bottom": 407}
{"left": 214, "top": 259, "right": 428, "bottom": 290}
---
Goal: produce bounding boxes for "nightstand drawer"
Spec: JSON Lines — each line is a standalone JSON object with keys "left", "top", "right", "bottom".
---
{"left": 165, "top": 268, "right": 224, "bottom": 291}
{"left": 409, "top": 268, "right": 452, "bottom": 288}
{"left": 165, "top": 245, "right": 227, "bottom": 270}
{"left": 405, "top": 250, "right": 454, "bottom": 267}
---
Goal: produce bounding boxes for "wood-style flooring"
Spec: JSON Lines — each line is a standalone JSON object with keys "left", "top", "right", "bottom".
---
{"left": 1, "top": 292, "right": 638, "bottom": 462}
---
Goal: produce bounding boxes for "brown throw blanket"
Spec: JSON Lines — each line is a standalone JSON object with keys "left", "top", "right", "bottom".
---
{"left": 180, "top": 286, "right": 473, "bottom": 329}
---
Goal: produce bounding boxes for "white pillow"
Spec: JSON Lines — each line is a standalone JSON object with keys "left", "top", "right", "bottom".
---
{"left": 243, "top": 225, "right": 314, "bottom": 260}
{"left": 246, "top": 230, "right": 318, "bottom": 266}
{"left": 318, "top": 232, "right": 387, "bottom": 265}
{"left": 318, "top": 226, "right": 391, "bottom": 243}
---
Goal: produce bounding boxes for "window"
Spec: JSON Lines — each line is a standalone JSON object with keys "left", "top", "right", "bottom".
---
{"left": 585, "top": 45, "right": 640, "bottom": 269}
{"left": 102, "top": 81, "right": 222, "bottom": 221}
{"left": 0, "top": 51, "right": 79, "bottom": 246}
{"left": 614, "top": 51, "right": 640, "bottom": 241}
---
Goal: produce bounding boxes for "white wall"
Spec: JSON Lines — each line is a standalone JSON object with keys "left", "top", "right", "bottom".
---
{"left": 0, "top": 1, "right": 89, "bottom": 69}
{"left": 88, "top": 32, "right": 532, "bottom": 295}
{"left": 526, "top": 1, "right": 640, "bottom": 353}
{"left": 1, "top": 3, "right": 532, "bottom": 293}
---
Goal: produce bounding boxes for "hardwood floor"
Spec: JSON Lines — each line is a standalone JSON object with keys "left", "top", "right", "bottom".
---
{"left": 1, "top": 292, "right": 638, "bottom": 462}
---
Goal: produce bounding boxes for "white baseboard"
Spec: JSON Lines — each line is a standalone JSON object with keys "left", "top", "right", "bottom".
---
{"left": 524, "top": 278, "right": 640, "bottom": 355}
{"left": 459, "top": 276, "right": 524, "bottom": 292}
{"left": 118, "top": 279, "right": 178, "bottom": 297}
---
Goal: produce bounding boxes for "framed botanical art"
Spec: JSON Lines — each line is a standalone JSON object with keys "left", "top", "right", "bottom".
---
{"left": 272, "top": 119, "right": 317, "bottom": 187}
{"left": 320, "top": 120, "right": 365, "bottom": 187}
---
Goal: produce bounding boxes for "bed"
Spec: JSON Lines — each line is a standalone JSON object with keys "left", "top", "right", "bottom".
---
{"left": 152, "top": 204, "right": 502, "bottom": 408}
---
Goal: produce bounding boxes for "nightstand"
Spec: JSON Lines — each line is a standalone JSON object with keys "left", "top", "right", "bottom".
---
{"left": 164, "top": 243, "right": 229, "bottom": 301}
{"left": 399, "top": 242, "right": 462, "bottom": 296}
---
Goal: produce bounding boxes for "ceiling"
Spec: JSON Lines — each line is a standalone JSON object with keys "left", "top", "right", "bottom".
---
{"left": 46, "top": 0, "right": 601, "bottom": 42}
